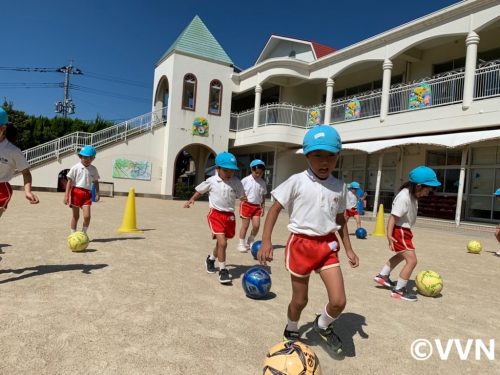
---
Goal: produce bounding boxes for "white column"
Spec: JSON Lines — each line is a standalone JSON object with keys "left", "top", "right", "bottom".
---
{"left": 379, "top": 59, "right": 393, "bottom": 123}
{"left": 462, "top": 32, "right": 480, "bottom": 110}
{"left": 372, "top": 153, "right": 384, "bottom": 218}
{"left": 253, "top": 84, "right": 262, "bottom": 130}
{"left": 324, "top": 78, "right": 334, "bottom": 124}
{"left": 455, "top": 146, "right": 469, "bottom": 227}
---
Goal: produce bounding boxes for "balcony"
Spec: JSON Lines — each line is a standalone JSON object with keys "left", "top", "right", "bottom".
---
{"left": 229, "top": 61, "right": 500, "bottom": 132}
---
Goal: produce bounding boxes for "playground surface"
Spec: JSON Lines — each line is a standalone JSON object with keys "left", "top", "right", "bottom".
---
{"left": 0, "top": 191, "right": 499, "bottom": 375}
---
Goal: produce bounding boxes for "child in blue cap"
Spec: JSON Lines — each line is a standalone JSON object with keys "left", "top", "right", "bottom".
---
{"left": 237, "top": 159, "right": 267, "bottom": 252}
{"left": 257, "top": 125, "right": 359, "bottom": 355}
{"left": 184, "top": 152, "right": 246, "bottom": 284}
{"left": 0, "top": 108, "right": 39, "bottom": 222}
{"left": 345, "top": 181, "right": 362, "bottom": 229}
{"left": 64, "top": 145, "right": 100, "bottom": 235}
{"left": 374, "top": 166, "right": 441, "bottom": 301}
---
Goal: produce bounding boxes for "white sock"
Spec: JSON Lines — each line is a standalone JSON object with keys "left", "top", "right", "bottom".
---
{"left": 219, "top": 261, "right": 226, "bottom": 270}
{"left": 396, "top": 278, "right": 408, "bottom": 290}
{"left": 82, "top": 226, "right": 88, "bottom": 233}
{"left": 318, "top": 304, "right": 336, "bottom": 329}
{"left": 380, "top": 265, "right": 391, "bottom": 276}
{"left": 71, "top": 229, "right": 76, "bottom": 233}
{"left": 239, "top": 239, "right": 245, "bottom": 246}
{"left": 286, "top": 319, "right": 298, "bottom": 332}
{"left": 209, "top": 254, "right": 216, "bottom": 261}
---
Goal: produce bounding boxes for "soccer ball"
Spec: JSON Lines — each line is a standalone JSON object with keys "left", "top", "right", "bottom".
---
{"left": 67, "top": 231, "right": 89, "bottom": 252}
{"left": 263, "top": 340, "right": 321, "bottom": 375}
{"left": 242, "top": 266, "right": 271, "bottom": 299}
{"left": 467, "top": 240, "right": 482, "bottom": 254}
{"left": 415, "top": 270, "right": 443, "bottom": 297}
{"left": 355, "top": 227, "right": 367, "bottom": 239}
{"left": 251, "top": 240, "right": 262, "bottom": 259}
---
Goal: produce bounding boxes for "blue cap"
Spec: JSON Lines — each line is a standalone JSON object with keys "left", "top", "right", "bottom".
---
{"left": 494, "top": 188, "right": 500, "bottom": 196}
{"left": 303, "top": 125, "right": 342, "bottom": 155}
{"left": 250, "top": 159, "right": 265, "bottom": 168}
{"left": 79, "top": 145, "right": 97, "bottom": 157}
{"left": 409, "top": 166, "right": 441, "bottom": 187}
{"left": 350, "top": 181, "right": 360, "bottom": 189}
{"left": 0, "top": 108, "right": 8, "bottom": 126}
{"left": 215, "top": 152, "right": 239, "bottom": 170}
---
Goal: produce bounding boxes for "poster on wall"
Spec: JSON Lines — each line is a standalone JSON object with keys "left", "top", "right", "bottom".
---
{"left": 192, "top": 116, "right": 209, "bottom": 136}
{"left": 344, "top": 98, "right": 361, "bottom": 121}
{"left": 307, "top": 107, "right": 322, "bottom": 127}
{"left": 112, "top": 159, "right": 152, "bottom": 180}
{"left": 409, "top": 82, "right": 432, "bottom": 109}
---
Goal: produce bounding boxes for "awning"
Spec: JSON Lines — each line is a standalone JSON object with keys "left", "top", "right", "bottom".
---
{"left": 296, "top": 129, "right": 500, "bottom": 154}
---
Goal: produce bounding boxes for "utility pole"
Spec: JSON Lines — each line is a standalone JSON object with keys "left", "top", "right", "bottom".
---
{"left": 55, "top": 62, "right": 82, "bottom": 117}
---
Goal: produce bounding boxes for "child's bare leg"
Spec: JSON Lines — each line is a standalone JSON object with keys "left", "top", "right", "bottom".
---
{"left": 320, "top": 266, "right": 346, "bottom": 319}
{"left": 250, "top": 216, "right": 261, "bottom": 237}
{"left": 387, "top": 252, "right": 404, "bottom": 269}
{"left": 0, "top": 207, "right": 5, "bottom": 218}
{"left": 354, "top": 214, "right": 361, "bottom": 228}
{"left": 399, "top": 250, "right": 417, "bottom": 280}
{"left": 71, "top": 206, "right": 80, "bottom": 231}
{"left": 239, "top": 218, "right": 250, "bottom": 241}
{"left": 82, "top": 206, "right": 91, "bottom": 232}
{"left": 288, "top": 274, "right": 310, "bottom": 322}
{"left": 214, "top": 234, "right": 227, "bottom": 262}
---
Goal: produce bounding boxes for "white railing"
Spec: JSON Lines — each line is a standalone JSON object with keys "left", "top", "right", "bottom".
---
{"left": 474, "top": 60, "right": 500, "bottom": 99}
{"left": 388, "top": 70, "right": 465, "bottom": 114}
{"left": 330, "top": 90, "right": 382, "bottom": 123}
{"left": 24, "top": 107, "right": 167, "bottom": 166}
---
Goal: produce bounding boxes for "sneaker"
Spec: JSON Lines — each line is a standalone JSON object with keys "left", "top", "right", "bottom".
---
{"left": 391, "top": 287, "right": 418, "bottom": 302}
{"left": 205, "top": 256, "right": 216, "bottom": 274}
{"left": 373, "top": 274, "right": 396, "bottom": 288}
{"left": 283, "top": 327, "right": 300, "bottom": 342}
{"left": 218, "top": 268, "right": 231, "bottom": 284}
{"left": 495, "top": 251, "right": 500, "bottom": 257}
{"left": 237, "top": 244, "right": 248, "bottom": 253}
{"left": 313, "top": 314, "right": 343, "bottom": 355}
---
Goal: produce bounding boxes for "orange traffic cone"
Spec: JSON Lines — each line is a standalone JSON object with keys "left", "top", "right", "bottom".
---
{"left": 117, "top": 188, "right": 141, "bottom": 233}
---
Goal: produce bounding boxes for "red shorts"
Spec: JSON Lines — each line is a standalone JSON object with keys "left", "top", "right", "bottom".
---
{"left": 239, "top": 201, "right": 263, "bottom": 218}
{"left": 345, "top": 207, "right": 359, "bottom": 218}
{"left": 207, "top": 208, "right": 236, "bottom": 239}
{"left": 392, "top": 226, "right": 415, "bottom": 252}
{"left": 285, "top": 232, "right": 340, "bottom": 277}
{"left": 0, "top": 182, "right": 13, "bottom": 210}
{"left": 70, "top": 187, "right": 92, "bottom": 208}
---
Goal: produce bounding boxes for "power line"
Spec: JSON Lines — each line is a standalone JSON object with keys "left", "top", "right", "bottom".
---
{"left": 70, "top": 84, "right": 149, "bottom": 103}
{"left": 84, "top": 71, "right": 149, "bottom": 88}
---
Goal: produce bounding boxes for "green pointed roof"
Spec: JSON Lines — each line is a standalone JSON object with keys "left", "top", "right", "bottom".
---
{"left": 157, "top": 16, "right": 233, "bottom": 66}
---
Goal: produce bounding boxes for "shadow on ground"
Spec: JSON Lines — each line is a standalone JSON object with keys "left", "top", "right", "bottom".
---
{"left": 0, "top": 263, "right": 108, "bottom": 283}
{"left": 91, "top": 237, "right": 145, "bottom": 243}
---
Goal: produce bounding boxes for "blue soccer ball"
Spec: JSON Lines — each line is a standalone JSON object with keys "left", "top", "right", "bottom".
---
{"left": 251, "top": 240, "right": 262, "bottom": 260}
{"left": 355, "top": 227, "right": 367, "bottom": 239}
{"left": 242, "top": 266, "right": 272, "bottom": 299}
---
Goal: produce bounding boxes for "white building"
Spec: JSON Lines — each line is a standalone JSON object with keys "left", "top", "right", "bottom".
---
{"left": 18, "top": 0, "right": 500, "bottom": 225}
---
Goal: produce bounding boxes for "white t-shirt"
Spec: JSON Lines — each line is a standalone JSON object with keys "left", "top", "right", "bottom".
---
{"left": 346, "top": 190, "right": 358, "bottom": 209}
{"left": 0, "top": 139, "right": 30, "bottom": 182}
{"left": 66, "top": 162, "right": 100, "bottom": 190}
{"left": 195, "top": 175, "right": 245, "bottom": 212}
{"left": 271, "top": 169, "right": 347, "bottom": 236}
{"left": 241, "top": 175, "right": 267, "bottom": 205}
{"left": 391, "top": 188, "right": 418, "bottom": 228}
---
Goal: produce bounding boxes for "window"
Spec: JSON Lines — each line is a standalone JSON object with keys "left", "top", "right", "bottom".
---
{"left": 182, "top": 74, "right": 197, "bottom": 110}
{"left": 208, "top": 80, "right": 222, "bottom": 115}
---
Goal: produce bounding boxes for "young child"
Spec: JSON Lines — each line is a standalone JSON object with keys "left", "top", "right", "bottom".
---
{"left": 64, "top": 145, "right": 100, "bottom": 235}
{"left": 237, "top": 159, "right": 267, "bottom": 252}
{"left": 345, "top": 181, "right": 362, "bottom": 229}
{"left": 495, "top": 188, "right": 500, "bottom": 257}
{"left": 257, "top": 125, "right": 359, "bottom": 355}
{"left": 0, "top": 107, "right": 39, "bottom": 220}
{"left": 184, "top": 152, "right": 246, "bottom": 284}
{"left": 373, "top": 166, "right": 441, "bottom": 301}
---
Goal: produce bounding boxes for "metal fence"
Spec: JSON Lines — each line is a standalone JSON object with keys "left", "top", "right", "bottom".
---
{"left": 24, "top": 107, "right": 167, "bottom": 166}
{"left": 474, "top": 60, "right": 500, "bottom": 99}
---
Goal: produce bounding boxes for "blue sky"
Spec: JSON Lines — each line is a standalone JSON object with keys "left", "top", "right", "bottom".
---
{"left": 2, "top": 0, "right": 460, "bottom": 122}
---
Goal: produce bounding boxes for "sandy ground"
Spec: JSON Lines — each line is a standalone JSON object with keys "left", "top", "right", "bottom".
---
{"left": 0, "top": 191, "right": 499, "bottom": 375}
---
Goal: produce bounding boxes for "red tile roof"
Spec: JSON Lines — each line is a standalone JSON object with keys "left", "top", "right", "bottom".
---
{"left": 311, "top": 42, "right": 336, "bottom": 59}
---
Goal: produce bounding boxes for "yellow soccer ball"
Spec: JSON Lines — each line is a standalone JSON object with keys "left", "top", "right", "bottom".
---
{"left": 67, "top": 231, "right": 89, "bottom": 252}
{"left": 467, "top": 240, "right": 482, "bottom": 254}
{"left": 263, "top": 340, "right": 321, "bottom": 375}
{"left": 415, "top": 270, "right": 443, "bottom": 297}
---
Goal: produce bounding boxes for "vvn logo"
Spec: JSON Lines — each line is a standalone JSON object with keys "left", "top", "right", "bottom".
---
{"left": 411, "top": 339, "right": 495, "bottom": 361}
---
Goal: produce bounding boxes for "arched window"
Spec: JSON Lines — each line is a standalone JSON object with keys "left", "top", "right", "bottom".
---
{"left": 182, "top": 73, "right": 197, "bottom": 110}
{"left": 208, "top": 79, "right": 222, "bottom": 115}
